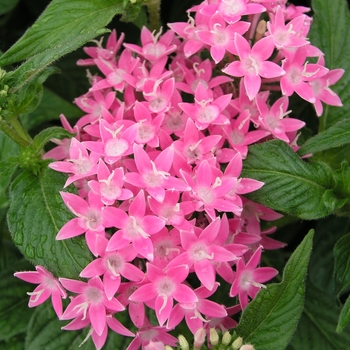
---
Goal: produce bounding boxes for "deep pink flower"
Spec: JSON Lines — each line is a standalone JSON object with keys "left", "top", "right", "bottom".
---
{"left": 230, "top": 246, "right": 278, "bottom": 309}
{"left": 60, "top": 276, "right": 125, "bottom": 336}
{"left": 223, "top": 33, "right": 285, "bottom": 100}
{"left": 129, "top": 263, "right": 198, "bottom": 326}
{"left": 14, "top": 266, "right": 67, "bottom": 318}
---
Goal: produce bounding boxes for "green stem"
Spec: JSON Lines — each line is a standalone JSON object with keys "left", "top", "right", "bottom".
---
{"left": 8, "top": 116, "right": 33, "bottom": 144}
{"left": 145, "top": 0, "right": 162, "bottom": 31}
{"left": 0, "top": 119, "right": 31, "bottom": 147}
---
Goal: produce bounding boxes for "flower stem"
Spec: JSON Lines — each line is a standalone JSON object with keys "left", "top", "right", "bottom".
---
{"left": 145, "top": 0, "right": 162, "bottom": 30}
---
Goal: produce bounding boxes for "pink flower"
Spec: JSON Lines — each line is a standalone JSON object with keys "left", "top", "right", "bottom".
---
{"left": 14, "top": 266, "right": 67, "bottom": 318}
{"left": 60, "top": 276, "right": 125, "bottom": 336}
{"left": 230, "top": 246, "right": 278, "bottom": 309}
{"left": 104, "top": 190, "right": 165, "bottom": 261}
{"left": 223, "top": 33, "right": 285, "bottom": 100}
{"left": 129, "top": 263, "right": 198, "bottom": 326}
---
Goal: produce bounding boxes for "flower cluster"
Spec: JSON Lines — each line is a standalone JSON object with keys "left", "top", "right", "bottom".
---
{"left": 15, "top": 0, "right": 343, "bottom": 349}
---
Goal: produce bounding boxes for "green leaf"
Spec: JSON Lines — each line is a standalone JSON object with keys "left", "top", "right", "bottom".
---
{"left": 7, "top": 165, "right": 92, "bottom": 279}
{"left": 235, "top": 230, "right": 314, "bottom": 350}
{"left": 20, "top": 87, "right": 83, "bottom": 131}
{"left": 309, "top": 0, "right": 350, "bottom": 130}
{"left": 288, "top": 281, "right": 350, "bottom": 350}
{"left": 0, "top": 259, "right": 34, "bottom": 341}
{"left": 299, "top": 119, "right": 350, "bottom": 156}
{"left": 334, "top": 232, "right": 350, "bottom": 295}
{"left": 0, "top": 0, "right": 128, "bottom": 88}
{"left": 11, "top": 67, "right": 59, "bottom": 115}
{"left": 241, "top": 140, "right": 335, "bottom": 219}
{"left": 32, "top": 126, "right": 75, "bottom": 152}
{"left": 0, "top": 0, "right": 20, "bottom": 16}
{"left": 337, "top": 295, "right": 350, "bottom": 333}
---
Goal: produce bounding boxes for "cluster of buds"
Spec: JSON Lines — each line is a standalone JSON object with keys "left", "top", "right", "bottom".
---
{"left": 15, "top": 0, "right": 343, "bottom": 349}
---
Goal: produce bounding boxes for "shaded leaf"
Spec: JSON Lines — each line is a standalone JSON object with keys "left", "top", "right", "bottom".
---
{"left": 334, "top": 232, "right": 350, "bottom": 295}
{"left": 235, "top": 230, "right": 314, "bottom": 349}
{"left": 0, "top": 0, "right": 20, "bottom": 16}
{"left": 299, "top": 119, "right": 350, "bottom": 156}
{"left": 7, "top": 165, "right": 92, "bottom": 279}
{"left": 288, "top": 281, "right": 350, "bottom": 350}
{"left": 337, "top": 295, "right": 350, "bottom": 333}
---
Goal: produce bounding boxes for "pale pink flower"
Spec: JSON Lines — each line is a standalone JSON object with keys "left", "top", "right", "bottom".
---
{"left": 167, "top": 218, "right": 236, "bottom": 291}
{"left": 48, "top": 138, "right": 99, "bottom": 187}
{"left": 56, "top": 191, "right": 108, "bottom": 257}
{"left": 129, "top": 263, "right": 198, "bottom": 326}
{"left": 196, "top": 12, "right": 250, "bottom": 63}
{"left": 88, "top": 160, "right": 133, "bottom": 206}
{"left": 60, "top": 276, "right": 125, "bottom": 336}
{"left": 179, "top": 82, "right": 231, "bottom": 129}
{"left": 230, "top": 246, "right": 278, "bottom": 309}
{"left": 124, "top": 144, "right": 189, "bottom": 202}
{"left": 223, "top": 33, "right": 285, "bottom": 100}
{"left": 124, "top": 27, "right": 177, "bottom": 62}
{"left": 80, "top": 245, "right": 144, "bottom": 300}
{"left": 14, "top": 266, "right": 67, "bottom": 318}
{"left": 256, "top": 95, "right": 305, "bottom": 142}
{"left": 280, "top": 46, "right": 328, "bottom": 103}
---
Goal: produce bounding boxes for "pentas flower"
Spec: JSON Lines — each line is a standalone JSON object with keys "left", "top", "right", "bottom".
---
{"left": 88, "top": 160, "right": 133, "bottom": 206}
{"left": 167, "top": 283, "right": 227, "bottom": 334}
{"left": 280, "top": 46, "right": 329, "bottom": 103}
{"left": 223, "top": 33, "right": 285, "bottom": 100}
{"left": 125, "top": 144, "right": 189, "bottom": 202}
{"left": 124, "top": 26, "right": 177, "bottom": 62}
{"left": 196, "top": 11, "right": 250, "bottom": 63}
{"left": 49, "top": 138, "right": 99, "bottom": 188}
{"left": 126, "top": 317, "right": 178, "bottom": 350}
{"left": 230, "top": 246, "right": 278, "bottom": 309}
{"left": 80, "top": 245, "right": 144, "bottom": 300}
{"left": 256, "top": 95, "right": 305, "bottom": 142}
{"left": 14, "top": 266, "right": 67, "bottom": 318}
{"left": 104, "top": 189, "right": 165, "bottom": 261}
{"left": 129, "top": 263, "right": 198, "bottom": 326}
{"left": 267, "top": 6, "right": 309, "bottom": 50}
{"left": 60, "top": 276, "right": 125, "bottom": 336}
{"left": 310, "top": 57, "right": 344, "bottom": 116}
{"left": 181, "top": 159, "right": 242, "bottom": 219}
{"left": 83, "top": 118, "right": 138, "bottom": 164}
{"left": 179, "top": 82, "right": 232, "bottom": 130}
{"left": 167, "top": 218, "right": 237, "bottom": 291}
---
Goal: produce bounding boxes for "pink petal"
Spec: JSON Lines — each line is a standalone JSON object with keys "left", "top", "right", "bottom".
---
{"left": 89, "top": 302, "right": 106, "bottom": 336}
{"left": 194, "top": 259, "right": 216, "bottom": 291}
{"left": 173, "top": 284, "right": 198, "bottom": 304}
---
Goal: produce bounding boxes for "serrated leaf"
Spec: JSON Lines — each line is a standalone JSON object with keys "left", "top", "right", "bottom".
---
{"left": 0, "top": 259, "right": 34, "bottom": 341}
{"left": 309, "top": 0, "right": 350, "bottom": 129}
{"left": 235, "top": 230, "right": 314, "bottom": 350}
{"left": 12, "top": 67, "right": 59, "bottom": 115}
{"left": 20, "top": 87, "right": 83, "bottom": 131}
{"left": 288, "top": 282, "right": 350, "bottom": 350}
{"left": 7, "top": 165, "right": 92, "bottom": 279}
{"left": 299, "top": 119, "right": 350, "bottom": 156}
{"left": 241, "top": 140, "right": 335, "bottom": 219}
{"left": 0, "top": 0, "right": 128, "bottom": 89}
{"left": 337, "top": 295, "right": 350, "bottom": 333}
{"left": 33, "top": 127, "right": 75, "bottom": 152}
{"left": 334, "top": 232, "right": 350, "bottom": 295}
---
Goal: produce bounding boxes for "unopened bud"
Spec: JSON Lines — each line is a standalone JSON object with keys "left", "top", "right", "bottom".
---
{"left": 178, "top": 335, "right": 189, "bottom": 350}
{"left": 240, "top": 345, "right": 255, "bottom": 350}
{"left": 193, "top": 328, "right": 206, "bottom": 350}
{"left": 209, "top": 328, "right": 219, "bottom": 346}
{"left": 231, "top": 336, "right": 243, "bottom": 350}
{"left": 255, "top": 20, "right": 267, "bottom": 41}
{"left": 222, "top": 331, "right": 232, "bottom": 345}
{"left": 165, "top": 346, "right": 174, "bottom": 350}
